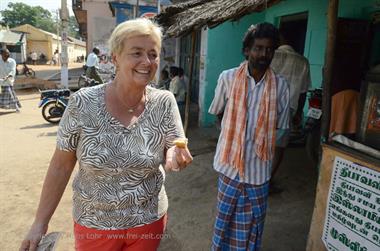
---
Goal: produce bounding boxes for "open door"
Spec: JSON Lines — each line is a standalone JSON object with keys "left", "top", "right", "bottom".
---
{"left": 279, "top": 12, "right": 308, "bottom": 54}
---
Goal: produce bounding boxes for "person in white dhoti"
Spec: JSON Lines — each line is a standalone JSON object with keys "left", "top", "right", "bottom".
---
{"left": 0, "top": 49, "right": 21, "bottom": 112}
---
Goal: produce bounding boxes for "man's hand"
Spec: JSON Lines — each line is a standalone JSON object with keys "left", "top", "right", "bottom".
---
{"left": 293, "top": 113, "right": 302, "bottom": 127}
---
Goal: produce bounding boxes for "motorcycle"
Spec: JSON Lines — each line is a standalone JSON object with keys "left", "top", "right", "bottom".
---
{"left": 305, "top": 88, "right": 323, "bottom": 165}
{"left": 38, "top": 89, "right": 70, "bottom": 124}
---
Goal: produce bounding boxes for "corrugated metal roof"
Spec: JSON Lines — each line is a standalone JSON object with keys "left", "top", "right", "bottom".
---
{"left": 0, "top": 30, "right": 23, "bottom": 44}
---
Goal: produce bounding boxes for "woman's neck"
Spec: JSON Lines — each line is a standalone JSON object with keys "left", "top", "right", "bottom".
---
{"left": 112, "top": 79, "right": 146, "bottom": 110}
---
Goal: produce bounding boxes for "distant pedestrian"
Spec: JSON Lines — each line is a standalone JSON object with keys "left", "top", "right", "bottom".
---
{"left": 158, "top": 69, "right": 170, "bottom": 90}
{"left": 53, "top": 49, "right": 59, "bottom": 65}
{"left": 169, "top": 66, "right": 186, "bottom": 104}
{"left": 169, "top": 66, "right": 186, "bottom": 119}
{"left": 178, "top": 67, "right": 188, "bottom": 93}
{"left": 85, "top": 47, "right": 103, "bottom": 84}
{"left": 269, "top": 31, "right": 312, "bottom": 193}
{"left": 31, "top": 51, "right": 38, "bottom": 65}
{"left": 0, "top": 49, "right": 21, "bottom": 112}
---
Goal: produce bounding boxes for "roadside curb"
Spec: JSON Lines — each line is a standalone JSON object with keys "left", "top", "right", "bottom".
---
{"left": 14, "top": 80, "right": 58, "bottom": 91}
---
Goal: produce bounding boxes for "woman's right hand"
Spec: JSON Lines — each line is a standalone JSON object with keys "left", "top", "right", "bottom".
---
{"left": 19, "top": 222, "right": 48, "bottom": 251}
{"left": 165, "top": 139, "right": 193, "bottom": 172}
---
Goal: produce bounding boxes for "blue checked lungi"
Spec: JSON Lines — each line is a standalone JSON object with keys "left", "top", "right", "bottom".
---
{"left": 0, "top": 86, "right": 21, "bottom": 110}
{"left": 212, "top": 174, "right": 269, "bottom": 251}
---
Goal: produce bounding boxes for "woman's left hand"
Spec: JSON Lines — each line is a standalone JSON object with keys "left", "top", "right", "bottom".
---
{"left": 165, "top": 144, "right": 193, "bottom": 172}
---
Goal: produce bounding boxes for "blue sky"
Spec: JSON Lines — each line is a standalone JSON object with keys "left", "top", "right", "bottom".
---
{"left": 0, "top": 0, "right": 74, "bottom": 16}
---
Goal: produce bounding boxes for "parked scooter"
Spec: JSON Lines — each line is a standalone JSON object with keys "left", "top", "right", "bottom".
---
{"left": 287, "top": 88, "right": 322, "bottom": 165}
{"left": 38, "top": 89, "right": 70, "bottom": 124}
{"left": 305, "top": 88, "right": 323, "bottom": 165}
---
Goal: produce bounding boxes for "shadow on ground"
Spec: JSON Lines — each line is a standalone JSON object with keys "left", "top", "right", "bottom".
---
{"left": 159, "top": 120, "right": 318, "bottom": 251}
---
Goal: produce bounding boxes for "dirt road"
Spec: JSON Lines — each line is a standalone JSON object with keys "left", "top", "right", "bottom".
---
{"left": 0, "top": 90, "right": 75, "bottom": 250}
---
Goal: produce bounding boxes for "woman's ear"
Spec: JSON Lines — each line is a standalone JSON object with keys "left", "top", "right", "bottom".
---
{"left": 111, "top": 53, "right": 119, "bottom": 72}
{"left": 111, "top": 53, "right": 117, "bottom": 65}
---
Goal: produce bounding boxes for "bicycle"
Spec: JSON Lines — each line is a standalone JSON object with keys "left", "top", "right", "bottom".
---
{"left": 16, "top": 62, "right": 35, "bottom": 78}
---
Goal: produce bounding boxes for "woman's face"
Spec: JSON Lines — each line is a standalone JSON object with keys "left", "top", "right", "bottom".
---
{"left": 114, "top": 35, "right": 160, "bottom": 87}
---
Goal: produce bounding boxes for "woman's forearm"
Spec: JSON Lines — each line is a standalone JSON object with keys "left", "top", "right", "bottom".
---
{"left": 33, "top": 149, "right": 76, "bottom": 226}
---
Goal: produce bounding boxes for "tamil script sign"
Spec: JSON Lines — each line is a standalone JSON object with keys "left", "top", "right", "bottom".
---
{"left": 323, "top": 156, "right": 380, "bottom": 251}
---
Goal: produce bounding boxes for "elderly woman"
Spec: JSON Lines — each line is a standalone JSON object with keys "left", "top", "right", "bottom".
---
{"left": 20, "top": 18, "right": 192, "bottom": 251}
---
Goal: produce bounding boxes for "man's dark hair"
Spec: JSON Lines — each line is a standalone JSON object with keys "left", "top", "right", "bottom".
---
{"left": 242, "top": 22, "right": 280, "bottom": 58}
{"left": 169, "top": 66, "right": 179, "bottom": 77}
{"left": 93, "top": 47, "right": 100, "bottom": 54}
{"left": 178, "top": 67, "right": 184, "bottom": 77}
{"left": 1, "top": 48, "right": 10, "bottom": 56}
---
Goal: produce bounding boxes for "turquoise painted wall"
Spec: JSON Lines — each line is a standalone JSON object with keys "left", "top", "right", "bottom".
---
{"left": 201, "top": 0, "right": 378, "bottom": 127}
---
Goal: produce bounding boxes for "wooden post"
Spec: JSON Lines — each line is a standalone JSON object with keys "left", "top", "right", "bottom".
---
{"left": 184, "top": 31, "right": 196, "bottom": 134}
{"left": 321, "top": 0, "right": 339, "bottom": 141}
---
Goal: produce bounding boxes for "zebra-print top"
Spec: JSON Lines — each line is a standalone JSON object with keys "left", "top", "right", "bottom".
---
{"left": 57, "top": 84, "right": 184, "bottom": 230}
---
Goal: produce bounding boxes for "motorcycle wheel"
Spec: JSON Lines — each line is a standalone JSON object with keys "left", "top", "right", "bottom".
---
{"left": 77, "top": 75, "right": 88, "bottom": 88}
{"left": 42, "top": 101, "right": 65, "bottom": 124}
{"left": 306, "top": 124, "right": 321, "bottom": 167}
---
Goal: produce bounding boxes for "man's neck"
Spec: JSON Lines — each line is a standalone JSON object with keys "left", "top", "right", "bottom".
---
{"left": 249, "top": 65, "right": 267, "bottom": 82}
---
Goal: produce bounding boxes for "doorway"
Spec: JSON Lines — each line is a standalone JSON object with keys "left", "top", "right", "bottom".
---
{"left": 179, "top": 31, "right": 201, "bottom": 103}
{"left": 279, "top": 12, "right": 308, "bottom": 54}
{"left": 179, "top": 31, "right": 201, "bottom": 127}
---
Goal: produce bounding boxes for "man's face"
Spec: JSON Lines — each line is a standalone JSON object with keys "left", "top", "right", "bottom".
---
{"left": 245, "top": 38, "right": 275, "bottom": 71}
{"left": 1, "top": 52, "right": 10, "bottom": 62}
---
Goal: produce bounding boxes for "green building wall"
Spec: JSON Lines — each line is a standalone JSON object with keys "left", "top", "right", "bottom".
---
{"left": 200, "top": 0, "right": 378, "bottom": 127}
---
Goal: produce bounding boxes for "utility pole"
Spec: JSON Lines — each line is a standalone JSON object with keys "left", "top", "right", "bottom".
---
{"left": 60, "top": 0, "right": 69, "bottom": 89}
{"left": 157, "top": 0, "right": 161, "bottom": 13}
{"left": 134, "top": 0, "right": 140, "bottom": 18}
{"left": 56, "top": 9, "right": 60, "bottom": 53}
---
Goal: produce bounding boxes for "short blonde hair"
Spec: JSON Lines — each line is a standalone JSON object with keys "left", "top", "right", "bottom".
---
{"left": 108, "top": 18, "right": 162, "bottom": 56}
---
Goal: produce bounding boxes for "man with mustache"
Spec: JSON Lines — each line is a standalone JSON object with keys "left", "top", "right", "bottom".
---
{"left": 209, "top": 23, "right": 290, "bottom": 250}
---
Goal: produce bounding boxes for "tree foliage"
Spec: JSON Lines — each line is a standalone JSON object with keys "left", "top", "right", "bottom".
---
{"left": 68, "top": 16, "right": 80, "bottom": 39}
{"left": 1, "top": 2, "right": 55, "bottom": 32}
{"left": 0, "top": 2, "right": 80, "bottom": 39}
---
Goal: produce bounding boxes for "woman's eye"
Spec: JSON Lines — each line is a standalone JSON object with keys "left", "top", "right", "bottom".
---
{"left": 131, "top": 52, "right": 141, "bottom": 57}
{"left": 149, "top": 53, "right": 158, "bottom": 60}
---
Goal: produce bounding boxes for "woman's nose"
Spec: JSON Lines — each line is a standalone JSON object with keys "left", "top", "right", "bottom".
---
{"left": 141, "top": 53, "right": 151, "bottom": 64}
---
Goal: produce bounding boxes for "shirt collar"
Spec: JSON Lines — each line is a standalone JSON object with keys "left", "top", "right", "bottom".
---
{"left": 245, "top": 64, "right": 266, "bottom": 86}
{"left": 277, "top": 44, "right": 295, "bottom": 52}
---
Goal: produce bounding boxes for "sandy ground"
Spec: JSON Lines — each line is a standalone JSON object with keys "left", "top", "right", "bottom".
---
{"left": 0, "top": 90, "right": 75, "bottom": 250}
{"left": 0, "top": 89, "right": 318, "bottom": 251}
